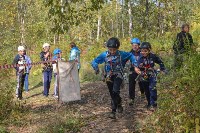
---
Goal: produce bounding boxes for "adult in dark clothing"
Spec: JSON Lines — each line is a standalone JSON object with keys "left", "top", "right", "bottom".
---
{"left": 173, "top": 24, "right": 193, "bottom": 68}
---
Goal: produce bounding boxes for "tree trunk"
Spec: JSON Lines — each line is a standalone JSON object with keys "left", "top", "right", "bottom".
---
{"left": 111, "top": 19, "right": 114, "bottom": 36}
{"left": 97, "top": 14, "right": 101, "bottom": 42}
{"left": 157, "top": 1, "right": 160, "bottom": 37}
{"left": 128, "top": 1, "right": 132, "bottom": 37}
{"left": 18, "top": 1, "right": 26, "bottom": 45}
{"left": 144, "top": 0, "right": 149, "bottom": 41}
{"left": 121, "top": 0, "right": 125, "bottom": 38}
{"left": 116, "top": 0, "right": 119, "bottom": 37}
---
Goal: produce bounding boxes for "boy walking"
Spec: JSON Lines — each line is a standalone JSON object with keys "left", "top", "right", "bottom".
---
{"left": 91, "top": 37, "right": 140, "bottom": 119}
{"left": 128, "top": 38, "right": 145, "bottom": 106}
{"left": 138, "top": 42, "right": 166, "bottom": 109}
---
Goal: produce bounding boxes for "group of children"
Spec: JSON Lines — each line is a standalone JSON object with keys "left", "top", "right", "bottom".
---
{"left": 13, "top": 37, "right": 166, "bottom": 119}
{"left": 91, "top": 37, "right": 167, "bottom": 119}
{"left": 13, "top": 42, "right": 81, "bottom": 100}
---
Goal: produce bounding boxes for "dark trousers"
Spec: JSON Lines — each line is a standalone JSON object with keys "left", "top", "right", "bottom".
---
{"left": 106, "top": 75, "right": 123, "bottom": 112}
{"left": 128, "top": 72, "right": 145, "bottom": 100}
{"left": 17, "top": 72, "right": 26, "bottom": 99}
{"left": 43, "top": 70, "right": 52, "bottom": 96}
{"left": 142, "top": 77, "right": 157, "bottom": 106}
{"left": 174, "top": 54, "right": 184, "bottom": 69}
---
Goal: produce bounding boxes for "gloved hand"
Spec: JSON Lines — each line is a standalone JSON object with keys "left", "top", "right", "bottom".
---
{"left": 134, "top": 67, "right": 141, "bottom": 75}
{"left": 161, "top": 69, "right": 168, "bottom": 75}
{"left": 95, "top": 69, "right": 99, "bottom": 75}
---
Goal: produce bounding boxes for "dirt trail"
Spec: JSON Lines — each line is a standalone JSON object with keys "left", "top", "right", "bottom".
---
{"left": 9, "top": 80, "right": 153, "bottom": 133}
{"left": 78, "top": 81, "right": 152, "bottom": 133}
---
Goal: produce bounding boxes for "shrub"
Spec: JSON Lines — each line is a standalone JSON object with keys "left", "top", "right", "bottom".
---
{"left": 143, "top": 52, "right": 200, "bottom": 132}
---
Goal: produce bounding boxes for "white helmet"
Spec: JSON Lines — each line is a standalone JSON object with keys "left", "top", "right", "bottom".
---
{"left": 43, "top": 43, "right": 50, "bottom": 48}
{"left": 18, "top": 46, "right": 25, "bottom": 51}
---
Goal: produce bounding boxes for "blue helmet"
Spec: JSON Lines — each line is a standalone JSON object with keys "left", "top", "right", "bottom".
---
{"left": 53, "top": 48, "right": 62, "bottom": 55}
{"left": 131, "top": 38, "right": 140, "bottom": 45}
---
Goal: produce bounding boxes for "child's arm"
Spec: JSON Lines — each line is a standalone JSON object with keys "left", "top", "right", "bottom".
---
{"left": 121, "top": 51, "right": 140, "bottom": 74}
{"left": 154, "top": 54, "right": 166, "bottom": 71}
{"left": 12, "top": 55, "right": 19, "bottom": 71}
{"left": 40, "top": 52, "right": 45, "bottom": 61}
{"left": 27, "top": 56, "right": 32, "bottom": 70}
{"left": 120, "top": 51, "right": 137, "bottom": 66}
{"left": 91, "top": 52, "right": 106, "bottom": 74}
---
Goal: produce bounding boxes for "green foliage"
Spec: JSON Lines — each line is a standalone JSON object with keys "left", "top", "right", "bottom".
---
{"left": 44, "top": 0, "right": 104, "bottom": 34}
{"left": 0, "top": 72, "right": 15, "bottom": 121}
{"left": 0, "top": 126, "right": 9, "bottom": 133}
{"left": 143, "top": 52, "right": 200, "bottom": 132}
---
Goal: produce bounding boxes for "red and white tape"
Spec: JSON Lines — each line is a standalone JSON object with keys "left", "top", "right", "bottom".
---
{"left": 0, "top": 60, "right": 56, "bottom": 70}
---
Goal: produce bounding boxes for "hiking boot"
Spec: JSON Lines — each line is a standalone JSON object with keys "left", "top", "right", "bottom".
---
{"left": 117, "top": 105, "right": 123, "bottom": 113}
{"left": 108, "top": 112, "right": 116, "bottom": 119}
{"left": 129, "top": 99, "right": 134, "bottom": 106}
{"left": 151, "top": 104, "right": 157, "bottom": 110}
{"left": 141, "top": 93, "right": 145, "bottom": 99}
{"left": 17, "top": 97, "right": 23, "bottom": 101}
{"left": 144, "top": 104, "right": 151, "bottom": 109}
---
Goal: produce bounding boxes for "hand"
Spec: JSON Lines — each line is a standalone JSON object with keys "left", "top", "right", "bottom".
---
{"left": 160, "top": 69, "right": 168, "bottom": 75}
{"left": 45, "top": 52, "right": 50, "bottom": 58}
{"left": 95, "top": 69, "right": 99, "bottom": 75}
{"left": 134, "top": 67, "right": 141, "bottom": 75}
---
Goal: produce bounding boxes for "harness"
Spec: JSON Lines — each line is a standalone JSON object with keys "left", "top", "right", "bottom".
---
{"left": 105, "top": 51, "right": 124, "bottom": 82}
{"left": 18, "top": 55, "right": 27, "bottom": 73}
{"left": 136, "top": 56, "right": 156, "bottom": 82}
{"left": 43, "top": 52, "right": 53, "bottom": 71}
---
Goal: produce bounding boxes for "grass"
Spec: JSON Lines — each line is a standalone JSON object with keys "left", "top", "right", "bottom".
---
{"left": 1, "top": 68, "right": 84, "bottom": 133}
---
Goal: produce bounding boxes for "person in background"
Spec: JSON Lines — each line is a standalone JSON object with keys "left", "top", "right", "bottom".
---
{"left": 52, "top": 48, "right": 65, "bottom": 98}
{"left": 40, "top": 43, "right": 53, "bottom": 97}
{"left": 128, "top": 38, "right": 145, "bottom": 106}
{"left": 24, "top": 50, "right": 32, "bottom": 93}
{"left": 91, "top": 37, "right": 140, "bottom": 119}
{"left": 173, "top": 24, "right": 193, "bottom": 69}
{"left": 69, "top": 42, "right": 81, "bottom": 72}
{"left": 13, "top": 45, "right": 26, "bottom": 100}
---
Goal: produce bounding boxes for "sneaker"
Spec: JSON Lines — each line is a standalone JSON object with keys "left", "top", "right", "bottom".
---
{"left": 129, "top": 99, "right": 134, "bottom": 106}
{"left": 117, "top": 105, "right": 123, "bottom": 113}
{"left": 17, "top": 97, "right": 23, "bottom": 101}
{"left": 108, "top": 112, "right": 116, "bottom": 119}
{"left": 53, "top": 95, "right": 58, "bottom": 98}
{"left": 152, "top": 104, "right": 157, "bottom": 110}
{"left": 43, "top": 94, "right": 48, "bottom": 97}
